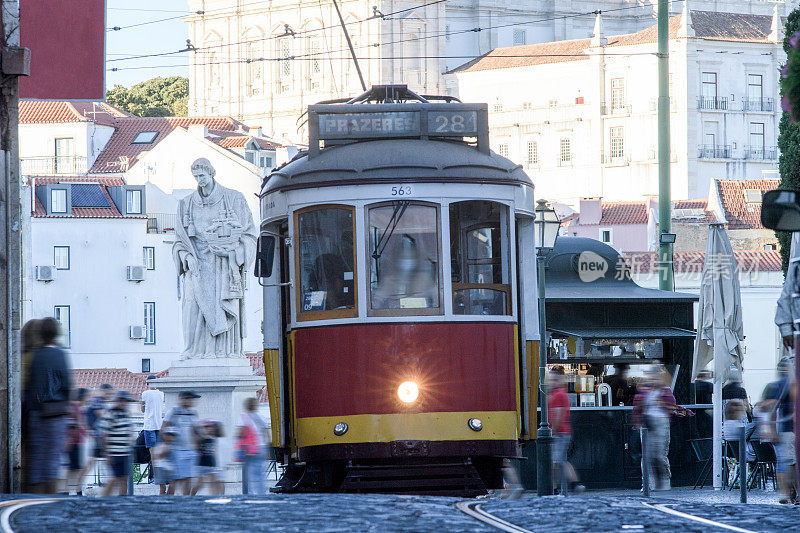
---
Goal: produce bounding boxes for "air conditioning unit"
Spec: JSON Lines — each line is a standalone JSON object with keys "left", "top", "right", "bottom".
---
{"left": 36, "top": 265, "right": 55, "bottom": 282}
{"left": 126, "top": 265, "right": 145, "bottom": 282}
{"left": 129, "top": 325, "right": 146, "bottom": 340}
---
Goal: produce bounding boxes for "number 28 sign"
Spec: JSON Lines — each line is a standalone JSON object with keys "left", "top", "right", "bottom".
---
{"left": 427, "top": 111, "right": 479, "bottom": 136}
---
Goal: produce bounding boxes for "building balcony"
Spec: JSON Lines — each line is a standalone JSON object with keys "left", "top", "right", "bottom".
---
{"left": 602, "top": 153, "right": 630, "bottom": 165}
{"left": 697, "top": 144, "right": 731, "bottom": 159}
{"left": 21, "top": 155, "right": 88, "bottom": 175}
{"left": 742, "top": 98, "right": 774, "bottom": 112}
{"left": 743, "top": 145, "right": 778, "bottom": 160}
{"left": 697, "top": 96, "right": 728, "bottom": 110}
{"left": 146, "top": 212, "right": 178, "bottom": 233}
{"left": 601, "top": 102, "right": 631, "bottom": 115}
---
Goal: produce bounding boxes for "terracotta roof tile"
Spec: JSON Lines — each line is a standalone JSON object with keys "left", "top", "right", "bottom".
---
{"left": 20, "top": 101, "right": 129, "bottom": 125}
{"left": 29, "top": 176, "right": 140, "bottom": 219}
{"left": 714, "top": 179, "right": 780, "bottom": 229}
{"left": 89, "top": 116, "right": 246, "bottom": 174}
{"left": 450, "top": 11, "right": 773, "bottom": 74}
{"left": 622, "top": 250, "right": 782, "bottom": 274}
{"left": 598, "top": 202, "right": 648, "bottom": 225}
{"left": 673, "top": 199, "right": 718, "bottom": 224}
{"left": 72, "top": 368, "right": 152, "bottom": 400}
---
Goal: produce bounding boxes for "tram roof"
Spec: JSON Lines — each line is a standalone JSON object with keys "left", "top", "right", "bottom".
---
{"left": 261, "top": 138, "right": 533, "bottom": 195}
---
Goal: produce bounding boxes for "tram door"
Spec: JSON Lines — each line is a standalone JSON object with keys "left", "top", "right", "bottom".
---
{"left": 278, "top": 222, "right": 294, "bottom": 450}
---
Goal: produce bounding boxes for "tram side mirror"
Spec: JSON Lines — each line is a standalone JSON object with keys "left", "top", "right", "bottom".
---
{"left": 254, "top": 235, "right": 276, "bottom": 278}
{"left": 761, "top": 190, "right": 800, "bottom": 231}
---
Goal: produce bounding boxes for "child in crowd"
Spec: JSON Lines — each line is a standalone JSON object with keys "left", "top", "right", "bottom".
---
{"left": 151, "top": 428, "right": 176, "bottom": 495}
{"left": 100, "top": 391, "right": 136, "bottom": 496}
{"left": 193, "top": 420, "right": 225, "bottom": 495}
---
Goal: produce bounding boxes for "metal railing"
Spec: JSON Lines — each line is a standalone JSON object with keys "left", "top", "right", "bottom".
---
{"left": 697, "top": 96, "right": 728, "bottom": 110}
{"left": 21, "top": 155, "right": 88, "bottom": 175}
{"left": 697, "top": 145, "right": 731, "bottom": 159}
{"left": 601, "top": 102, "right": 631, "bottom": 115}
{"left": 602, "top": 153, "right": 629, "bottom": 165}
{"left": 743, "top": 145, "right": 778, "bottom": 160}
{"left": 742, "top": 97, "right": 774, "bottom": 112}
{"left": 146, "top": 212, "right": 178, "bottom": 233}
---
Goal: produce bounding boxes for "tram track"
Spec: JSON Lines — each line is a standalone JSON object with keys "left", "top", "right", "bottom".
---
{"left": 0, "top": 499, "right": 59, "bottom": 533}
{"left": 456, "top": 501, "right": 534, "bottom": 533}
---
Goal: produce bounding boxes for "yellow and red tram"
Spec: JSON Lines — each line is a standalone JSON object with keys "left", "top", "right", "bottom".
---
{"left": 255, "top": 86, "right": 538, "bottom": 494}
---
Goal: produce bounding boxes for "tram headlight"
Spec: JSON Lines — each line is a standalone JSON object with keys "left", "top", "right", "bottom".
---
{"left": 397, "top": 381, "right": 419, "bottom": 403}
{"left": 468, "top": 418, "right": 483, "bottom": 432}
{"left": 333, "top": 422, "right": 348, "bottom": 436}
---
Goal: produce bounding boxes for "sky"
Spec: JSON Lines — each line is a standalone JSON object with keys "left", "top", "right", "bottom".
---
{"left": 106, "top": 1, "right": 191, "bottom": 88}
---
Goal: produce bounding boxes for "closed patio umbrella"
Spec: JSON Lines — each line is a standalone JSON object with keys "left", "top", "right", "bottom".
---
{"left": 692, "top": 223, "right": 744, "bottom": 489}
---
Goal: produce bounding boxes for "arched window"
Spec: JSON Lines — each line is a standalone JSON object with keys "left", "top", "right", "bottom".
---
{"left": 306, "top": 36, "right": 322, "bottom": 91}
{"left": 276, "top": 38, "right": 292, "bottom": 93}
{"left": 247, "top": 40, "right": 263, "bottom": 96}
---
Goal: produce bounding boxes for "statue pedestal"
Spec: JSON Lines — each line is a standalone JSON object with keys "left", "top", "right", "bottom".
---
{"left": 153, "top": 358, "right": 264, "bottom": 483}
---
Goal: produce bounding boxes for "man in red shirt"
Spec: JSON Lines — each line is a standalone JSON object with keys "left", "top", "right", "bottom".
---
{"left": 548, "top": 369, "right": 584, "bottom": 493}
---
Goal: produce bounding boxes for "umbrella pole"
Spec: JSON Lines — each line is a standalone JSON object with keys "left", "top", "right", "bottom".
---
{"left": 713, "top": 367, "right": 723, "bottom": 489}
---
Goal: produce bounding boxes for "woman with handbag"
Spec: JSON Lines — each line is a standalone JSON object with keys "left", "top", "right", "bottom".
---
{"left": 22, "top": 317, "right": 72, "bottom": 493}
{"left": 238, "top": 397, "right": 269, "bottom": 495}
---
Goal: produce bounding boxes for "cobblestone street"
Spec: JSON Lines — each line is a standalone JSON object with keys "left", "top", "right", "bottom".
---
{"left": 4, "top": 490, "right": 799, "bottom": 533}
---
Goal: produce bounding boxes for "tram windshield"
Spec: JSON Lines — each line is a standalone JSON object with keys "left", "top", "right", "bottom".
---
{"left": 367, "top": 202, "right": 441, "bottom": 315}
{"left": 450, "top": 201, "right": 511, "bottom": 315}
{"left": 296, "top": 206, "right": 356, "bottom": 319}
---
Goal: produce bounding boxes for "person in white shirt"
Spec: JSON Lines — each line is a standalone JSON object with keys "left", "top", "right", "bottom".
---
{"left": 140, "top": 375, "right": 165, "bottom": 483}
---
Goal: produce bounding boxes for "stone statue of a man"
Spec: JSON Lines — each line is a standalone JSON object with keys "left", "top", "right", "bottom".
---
{"left": 173, "top": 158, "right": 257, "bottom": 358}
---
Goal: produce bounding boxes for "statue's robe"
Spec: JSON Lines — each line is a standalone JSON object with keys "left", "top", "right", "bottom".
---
{"left": 173, "top": 183, "right": 257, "bottom": 358}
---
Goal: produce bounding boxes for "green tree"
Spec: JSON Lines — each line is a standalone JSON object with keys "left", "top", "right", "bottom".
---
{"left": 778, "top": 9, "right": 800, "bottom": 273}
{"left": 106, "top": 76, "right": 189, "bottom": 117}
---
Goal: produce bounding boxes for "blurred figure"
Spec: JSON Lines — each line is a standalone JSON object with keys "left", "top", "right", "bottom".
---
{"left": 633, "top": 368, "right": 691, "bottom": 492}
{"left": 84, "top": 383, "right": 115, "bottom": 484}
{"left": 604, "top": 364, "right": 636, "bottom": 406}
{"left": 763, "top": 358, "right": 796, "bottom": 504}
{"left": 151, "top": 428, "right": 177, "bottom": 495}
{"left": 19, "top": 318, "right": 42, "bottom": 492}
{"left": 240, "top": 397, "right": 269, "bottom": 495}
{"left": 694, "top": 370, "right": 713, "bottom": 404}
{"left": 722, "top": 368, "right": 751, "bottom": 421}
{"left": 141, "top": 375, "right": 164, "bottom": 482}
{"left": 164, "top": 390, "right": 201, "bottom": 495}
{"left": 100, "top": 391, "right": 136, "bottom": 496}
{"left": 65, "top": 388, "right": 89, "bottom": 495}
{"left": 547, "top": 371, "right": 584, "bottom": 494}
{"left": 193, "top": 420, "right": 224, "bottom": 495}
{"left": 723, "top": 400, "right": 755, "bottom": 463}
{"left": 23, "top": 317, "right": 72, "bottom": 493}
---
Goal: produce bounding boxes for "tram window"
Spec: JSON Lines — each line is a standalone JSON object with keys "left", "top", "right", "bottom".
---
{"left": 450, "top": 201, "right": 511, "bottom": 315}
{"left": 367, "top": 202, "right": 441, "bottom": 315}
{"left": 295, "top": 206, "right": 357, "bottom": 320}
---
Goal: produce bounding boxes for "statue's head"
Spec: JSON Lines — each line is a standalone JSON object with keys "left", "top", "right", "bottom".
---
{"left": 191, "top": 158, "right": 216, "bottom": 189}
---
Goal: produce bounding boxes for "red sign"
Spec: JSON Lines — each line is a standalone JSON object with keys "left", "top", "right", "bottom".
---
{"left": 20, "top": 0, "right": 105, "bottom": 100}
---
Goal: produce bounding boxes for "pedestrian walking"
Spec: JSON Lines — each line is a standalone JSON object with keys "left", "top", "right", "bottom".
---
{"left": 163, "top": 390, "right": 202, "bottom": 495}
{"left": 193, "top": 420, "right": 224, "bottom": 495}
{"left": 141, "top": 375, "right": 164, "bottom": 481}
{"left": 20, "top": 318, "right": 42, "bottom": 493}
{"left": 84, "top": 384, "right": 115, "bottom": 485}
{"left": 547, "top": 370, "right": 584, "bottom": 494}
{"left": 239, "top": 397, "right": 269, "bottom": 495}
{"left": 151, "top": 429, "right": 177, "bottom": 495}
{"left": 65, "top": 388, "right": 89, "bottom": 495}
{"left": 100, "top": 391, "right": 136, "bottom": 496}
{"left": 632, "top": 367, "right": 692, "bottom": 492}
{"left": 763, "top": 358, "right": 796, "bottom": 504}
{"left": 22, "top": 317, "right": 72, "bottom": 494}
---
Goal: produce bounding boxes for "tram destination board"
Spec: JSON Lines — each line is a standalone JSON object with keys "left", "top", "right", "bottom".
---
{"left": 316, "top": 109, "right": 480, "bottom": 140}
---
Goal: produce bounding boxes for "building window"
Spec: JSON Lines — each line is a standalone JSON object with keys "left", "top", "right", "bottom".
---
{"left": 50, "top": 189, "right": 67, "bottom": 213}
{"left": 260, "top": 155, "right": 273, "bottom": 168}
{"left": 450, "top": 201, "right": 511, "bottom": 315}
{"left": 54, "top": 305, "right": 70, "bottom": 348}
{"left": 747, "top": 74, "right": 763, "bottom": 102}
{"left": 560, "top": 138, "right": 572, "bottom": 165}
{"left": 143, "top": 247, "right": 155, "bottom": 270}
{"left": 493, "top": 103, "right": 503, "bottom": 113}
{"left": 141, "top": 358, "right": 151, "bottom": 373}
{"left": 368, "top": 202, "right": 441, "bottom": 316}
{"left": 527, "top": 141, "right": 538, "bottom": 166}
{"left": 144, "top": 302, "right": 156, "bottom": 345}
{"left": 764, "top": 243, "right": 777, "bottom": 250}
{"left": 600, "top": 228, "right": 613, "bottom": 244}
{"left": 245, "top": 151, "right": 256, "bottom": 164}
{"left": 126, "top": 189, "right": 142, "bottom": 214}
{"left": 700, "top": 72, "right": 719, "bottom": 109}
{"left": 54, "top": 246, "right": 70, "bottom": 270}
{"left": 522, "top": 102, "right": 532, "bottom": 110}
{"left": 498, "top": 143, "right": 509, "bottom": 158}
{"left": 611, "top": 78, "right": 625, "bottom": 110}
{"left": 749, "top": 122, "right": 765, "bottom": 150}
{"left": 295, "top": 206, "right": 357, "bottom": 321}
{"left": 610, "top": 127, "right": 624, "bottom": 158}
{"left": 247, "top": 42, "right": 263, "bottom": 96}
{"left": 54, "top": 138, "right": 75, "bottom": 173}
{"left": 131, "top": 131, "right": 159, "bottom": 145}
{"left": 513, "top": 29, "right": 526, "bottom": 46}
{"left": 307, "top": 37, "right": 322, "bottom": 91}
{"left": 277, "top": 38, "right": 292, "bottom": 92}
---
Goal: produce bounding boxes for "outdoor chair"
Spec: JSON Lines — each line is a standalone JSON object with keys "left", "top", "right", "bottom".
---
{"left": 750, "top": 440, "right": 778, "bottom": 491}
{"left": 725, "top": 440, "right": 757, "bottom": 491}
{"left": 689, "top": 437, "right": 713, "bottom": 489}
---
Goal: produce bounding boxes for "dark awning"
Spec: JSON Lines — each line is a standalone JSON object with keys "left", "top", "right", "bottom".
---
{"left": 549, "top": 327, "right": 696, "bottom": 340}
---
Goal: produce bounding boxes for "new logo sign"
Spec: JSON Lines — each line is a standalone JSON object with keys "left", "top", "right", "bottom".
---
{"left": 576, "top": 251, "right": 608, "bottom": 282}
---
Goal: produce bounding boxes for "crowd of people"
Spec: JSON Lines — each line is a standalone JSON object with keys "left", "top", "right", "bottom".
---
{"left": 21, "top": 318, "right": 271, "bottom": 496}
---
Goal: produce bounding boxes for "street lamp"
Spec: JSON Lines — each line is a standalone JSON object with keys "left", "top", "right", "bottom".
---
{"left": 534, "top": 199, "right": 560, "bottom": 496}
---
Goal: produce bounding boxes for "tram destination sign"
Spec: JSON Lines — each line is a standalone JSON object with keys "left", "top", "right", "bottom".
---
{"left": 316, "top": 109, "right": 480, "bottom": 140}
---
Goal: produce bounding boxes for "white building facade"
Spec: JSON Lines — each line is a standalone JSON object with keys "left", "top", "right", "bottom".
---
{"left": 447, "top": 7, "right": 786, "bottom": 206}
{"left": 185, "top": 0, "right": 792, "bottom": 144}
